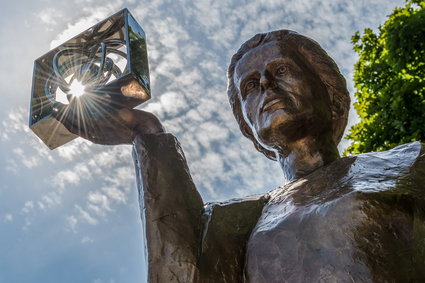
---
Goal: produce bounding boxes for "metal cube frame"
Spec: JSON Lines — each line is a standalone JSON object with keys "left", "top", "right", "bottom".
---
{"left": 30, "top": 8, "right": 150, "bottom": 149}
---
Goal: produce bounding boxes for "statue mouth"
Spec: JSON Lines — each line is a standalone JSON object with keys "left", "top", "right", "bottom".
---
{"left": 262, "top": 97, "right": 286, "bottom": 113}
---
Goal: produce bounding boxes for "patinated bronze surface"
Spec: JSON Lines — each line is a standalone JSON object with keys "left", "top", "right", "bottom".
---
{"left": 132, "top": 30, "right": 425, "bottom": 282}
{"left": 58, "top": 28, "right": 425, "bottom": 282}
{"left": 133, "top": 133, "right": 425, "bottom": 282}
{"left": 247, "top": 142, "right": 425, "bottom": 282}
{"left": 227, "top": 30, "right": 350, "bottom": 180}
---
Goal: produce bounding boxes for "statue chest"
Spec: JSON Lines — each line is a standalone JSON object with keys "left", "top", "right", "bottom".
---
{"left": 242, "top": 143, "right": 425, "bottom": 282}
{"left": 245, "top": 189, "right": 420, "bottom": 282}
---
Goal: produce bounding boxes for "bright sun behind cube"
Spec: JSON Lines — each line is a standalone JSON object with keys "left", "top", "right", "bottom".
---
{"left": 30, "top": 8, "right": 151, "bottom": 149}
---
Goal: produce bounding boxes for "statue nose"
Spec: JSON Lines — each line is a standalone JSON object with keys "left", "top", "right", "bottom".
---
{"left": 260, "top": 75, "right": 276, "bottom": 92}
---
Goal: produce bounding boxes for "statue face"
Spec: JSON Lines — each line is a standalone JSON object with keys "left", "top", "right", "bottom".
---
{"left": 234, "top": 40, "right": 331, "bottom": 151}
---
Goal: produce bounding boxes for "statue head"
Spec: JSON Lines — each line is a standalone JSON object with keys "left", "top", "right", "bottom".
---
{"left": 227, "top": 30, "right": 350, "bottom": 160}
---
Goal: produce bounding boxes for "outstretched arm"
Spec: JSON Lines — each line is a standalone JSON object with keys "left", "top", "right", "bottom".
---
{"left": 54, "top": 106, "right": 204, "bottom": 282}
{"left": 133, "top": 133, "right": 204, "bottom": 282}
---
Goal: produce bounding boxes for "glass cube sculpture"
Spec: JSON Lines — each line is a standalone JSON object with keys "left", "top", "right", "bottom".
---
{"left": 29, "top": 8, "right": 150, "bottom": 149}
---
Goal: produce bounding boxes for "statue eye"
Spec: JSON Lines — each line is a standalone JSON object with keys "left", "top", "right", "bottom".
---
{"left": 276, "top": 65, "right": 288, "bottom": 75}
{"left": 244, "top": 81, "right": 258, "bottom": 93}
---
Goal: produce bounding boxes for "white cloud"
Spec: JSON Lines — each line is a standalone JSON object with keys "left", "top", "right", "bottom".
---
{"left": 0, "top": 108, "right": 29, "bottom": 140}
{"left": 81, "top": 236, "right": 94, "bottom": 244}
{"left": 102, "top": 166, "right": 133, "bottom": 190}
{"left": 22, "top": 219, "right": 32, "bottom": 231}
{"left": 41, "top": 192, "right": 62, "bottom": 208}
{"left": 37, "top": 8, "right": 62, "bottom": 26}
{"left": 102, "top": 186, "right": 126, "bottom": 204}
{"left": 53, "top": 170, "right": 81, "bottom": 189}
{"left": 12, "top": 147, "right": 40, "bottom": 168}
{"left": 50, "top": 3, "right": 124, "bottom": 49}
{"left": 159, "top": 92, "right": 188, "bottom": 116}
{"left": 3, "top": 214, "right": 13, "bottom": 223}
{"left": 67, "top": 215, "right": 78, "bottom": 233}
{"left": 12, "top": 141, "right": 134, "bottom": 231}
{"left": 0, "top": 108, "right": 59, "bottom": 173}
{"left": 5, "top": 160, "right": 18, "bottom": 174}
{"left": 88, "top": 192, "right": 112, "bottom": 214}
{"left": 56, "top": 139, "right": 92, "bottom": 161}
{"left": 76, "top": 205, "right": 98, "bottom": 225}
{"left": 21, "top": 201, "right": 34, "bottom": 214}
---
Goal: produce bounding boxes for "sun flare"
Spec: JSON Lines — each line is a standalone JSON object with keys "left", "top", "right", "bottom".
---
{"left": 69, "top": 80, "right": 86, "bottom": 98}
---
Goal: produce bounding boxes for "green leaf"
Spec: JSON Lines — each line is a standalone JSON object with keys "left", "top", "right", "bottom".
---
{"left": 346, "top": 0, "right": 425, "bottom": 154}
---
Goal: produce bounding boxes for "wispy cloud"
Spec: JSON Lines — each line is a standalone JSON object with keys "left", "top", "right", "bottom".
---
{"left": 21, "top": 201, "right": 34, "bottom": 214}
{"left": 56, "top": 139, "right": 92, "bottom": 161}
{"left": 3, "top": 214, "right": 13, "bottom": 223}
{"left": 53, "top": 169, "right": 83, "bottom": 189}
{"left": 81, "top": 236, "right": 94, "bottom": 244}
{"left": 50, "top": 2, "right": 124, "bottom": 49}
{"left": 76, "top": 205, "right": 98, "bottom": 225}
{"left": 40, "top": 192, "right": 62, "bottom": 208}
{"left": 37, "top": 8, "right": 62, "bottom": 26}
{"left": 67, "top": 165, "right": 133, "bottom": 228}
{"left": 66, "top": 215, "right": 78, "bottom": 233}
{"left": 87, "top": 191, "right": 112, "bottom": 217}
{"left": 5, "top": 159, "right": 18, "bottom": 174}
{"left": 0, "top": 108, "right": 30, "bottom": 142}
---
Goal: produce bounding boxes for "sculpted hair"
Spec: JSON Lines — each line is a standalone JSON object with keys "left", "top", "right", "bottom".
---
{"left": 227, "top": 30, "right": 350, "bottom": 160}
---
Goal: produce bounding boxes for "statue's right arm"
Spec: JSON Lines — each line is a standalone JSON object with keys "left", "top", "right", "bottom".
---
{"left": 132, "top": 132, "right": 204, "bottom": 283}
{"left": 53, "top": 107, "right": 205, "bottom": 282}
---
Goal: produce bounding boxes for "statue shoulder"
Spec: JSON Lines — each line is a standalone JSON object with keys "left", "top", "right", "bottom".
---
{"left": 354, "top": 141, "right": 423, "bottom": 169}
{"left": 350, "top": 141, "right": 425, "bottom": 194}
{"left": 202, "top": 194, "right": 269, "bottom": 240}
{"left": 265, "top": 142, "right": 425, "bottom": 207}
{"left": 199, "top": 194, "right": 268, "bottom": 282}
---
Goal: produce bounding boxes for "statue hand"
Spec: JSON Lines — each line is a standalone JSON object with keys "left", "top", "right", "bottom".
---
{"left": 53, "top": 102, "right": 165, "bottom": 145}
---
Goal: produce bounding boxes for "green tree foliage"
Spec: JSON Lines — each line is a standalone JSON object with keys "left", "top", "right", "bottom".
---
{"left": 345, "top": 0, "right": 425, "bottom": 154}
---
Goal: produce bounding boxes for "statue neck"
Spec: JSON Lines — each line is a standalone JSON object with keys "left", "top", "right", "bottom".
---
{"left": 276, "top": 134, "right": 340, "bottom": 182}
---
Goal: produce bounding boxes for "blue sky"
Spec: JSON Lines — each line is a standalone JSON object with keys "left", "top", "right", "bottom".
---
{"left": 0, "top": 0, "right": 405, "bottom": 282}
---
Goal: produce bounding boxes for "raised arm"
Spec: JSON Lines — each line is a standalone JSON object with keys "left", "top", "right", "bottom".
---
{"left": 133, "top": 133, "right": 204, "bottom": 282}
{"left": 53, "top": 106, "right": 204, "bottom": 282}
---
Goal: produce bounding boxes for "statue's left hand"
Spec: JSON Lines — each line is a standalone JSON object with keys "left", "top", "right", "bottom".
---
{"left": 52, "top": 102, "right": 165, "bottom": 145}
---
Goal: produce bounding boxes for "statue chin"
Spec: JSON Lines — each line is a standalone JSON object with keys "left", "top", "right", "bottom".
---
{"left": 256, "top": 112, "right": 312, "bottom": 150}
